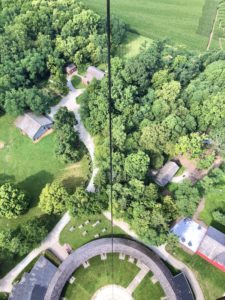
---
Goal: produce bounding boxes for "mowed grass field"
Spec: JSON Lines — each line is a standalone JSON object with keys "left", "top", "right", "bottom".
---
{"left": 83, "top": 0, "right": 218, "bottom": 50}
{"left": 62, "top": 254, "right": 164, "bottom": 300}
{"left": 60, "top": 214, "right": 124, "bottom": 250}
{"left": 0, "top": 114, "right": 90, "bottom": 231}
{"left": 200, "top": 185, "right": 225, "bottom": 233}
{"left": 170, "top": 247, "right": 225, "bottom": 300}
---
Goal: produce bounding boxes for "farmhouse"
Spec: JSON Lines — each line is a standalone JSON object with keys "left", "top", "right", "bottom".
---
{"left": 82, "top": 66, "right": 105, "bottom": 85}
{"left": 15, "top": 112, "right": 53, "bottom": 141}
{"left": 197, "top": 226, "right": 225, "bottom": 272}
{"left": 9, "top": 256, "right": 57, "bottom": 300}
{"left": 154, "top": 161, "right": 179, "bottom": 187}
{"left": 66, "top": 63, "right": 77, "bottom": 75}
{"left": 171, "top": 218, "right": 207, "bottom": 253}
{"left": 172, "top": 218, "right": 225, "bottom": 273}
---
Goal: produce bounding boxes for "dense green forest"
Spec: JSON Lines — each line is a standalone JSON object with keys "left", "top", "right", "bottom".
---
{"left": 0, "top": 0, "right": 126, "bottom": 115}
{"left": 1, "top": 0, "right": 225, "bottom": 248}
{"left": 78, "top": 42, "right": 225, "bottom": 244}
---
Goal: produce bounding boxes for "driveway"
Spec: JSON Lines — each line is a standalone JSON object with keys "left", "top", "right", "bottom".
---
{"left": 48, "top": 78, "right": 98, "bottom": 192}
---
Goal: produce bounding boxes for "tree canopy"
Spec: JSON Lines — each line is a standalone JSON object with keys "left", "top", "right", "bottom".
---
{"left": 0, "top": 183, "right": 29, "bottom": 219}
{"left": 0, "top": 0, "right": 126, "bottom": 115}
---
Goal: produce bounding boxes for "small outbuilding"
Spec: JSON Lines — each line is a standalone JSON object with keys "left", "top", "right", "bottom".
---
{"left": 9, "top": 256, "right": 57, "bottom": 300}
{"left": 154, "top": 161, "right": 179, "bottom": 187}
{"left": 66, "top": 63, "right": 77, "bottom": 75}
{"left": 15, "top": 112, "right": 53, "bottom": 141}
{"left": 82, "top": 66, "right": 105, "bottom": 85}
{"left": 197, "top": 226, "right": 225, "bottom": 272}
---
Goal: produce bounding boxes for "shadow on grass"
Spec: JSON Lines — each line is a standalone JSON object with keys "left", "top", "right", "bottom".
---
{"left": 61, "top": 176, "right": 86, "bottom": 194}
{"left": 19, "top": 171, "right": 54, "bottom": 202}
{"left": 0, "top": 174, "right": 15, "bottom": 185}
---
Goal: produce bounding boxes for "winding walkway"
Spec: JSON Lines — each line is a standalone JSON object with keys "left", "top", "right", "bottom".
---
{"left": 49, "top": 76, "right": 99, "bottom": 192}
{"left": 0, "top": 77, "right": 99, "bottom": 293}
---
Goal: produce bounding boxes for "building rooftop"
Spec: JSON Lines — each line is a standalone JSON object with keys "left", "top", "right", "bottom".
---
{"left": 171, "top": 218, "right": 207, "bottom": 253}
{"left": 197, "top": 226, "right": 225, "bottom": 271}
{"left": 154, "top": 161, "right": 179, "bottom": 187}
{"left": 173, "top": 273, "right": 194, "bottom": 300}
{"left": 83, "top": 66, "right": 105, "bottom": 83}
{"left": 15, "top": 112, "right": 52, "bottom": 140}
{"left": 9, "top": 256, "right": 57, "bottom": 300}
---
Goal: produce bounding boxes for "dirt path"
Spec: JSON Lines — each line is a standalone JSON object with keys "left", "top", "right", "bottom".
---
{"left": 207, "top": 9, "right": 219, "bottom": 50}
{"left": 193, "top": 198, "right": 205, "bottom": 222}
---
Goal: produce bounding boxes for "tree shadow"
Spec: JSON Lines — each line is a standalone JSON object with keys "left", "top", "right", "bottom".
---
{"left": 61, "top": 176, "right": 87, "bottom": 194}
{"left": 18, "top": 171, "right": 54, "bottom": 204}
{"left": 0, "top": 174, "right": 15, "bottom": 185}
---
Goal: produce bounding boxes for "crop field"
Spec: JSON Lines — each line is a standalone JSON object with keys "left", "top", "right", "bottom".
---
{"left": 83, "top": 0, "right": 218, "bottom": 50}
{"left": 210, "top": 0, "right": 225, "bottom": 50}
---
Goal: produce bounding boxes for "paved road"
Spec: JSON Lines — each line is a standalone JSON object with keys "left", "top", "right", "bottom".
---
{"left": 103, "top": 212, "right": 205, "bottom": 300}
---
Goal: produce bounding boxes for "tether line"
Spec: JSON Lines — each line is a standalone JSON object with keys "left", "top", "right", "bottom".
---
{"left": 106, "top": 0, "right": 114, "bottom": 288}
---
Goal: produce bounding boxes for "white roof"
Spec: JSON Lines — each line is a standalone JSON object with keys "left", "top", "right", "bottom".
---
{"left": 171, "top": 218, "right": 207, "bottom": 253}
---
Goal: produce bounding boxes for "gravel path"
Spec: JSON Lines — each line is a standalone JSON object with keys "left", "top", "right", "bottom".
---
{"left": 49, "top": 77, "right": 98, "bottom": 192}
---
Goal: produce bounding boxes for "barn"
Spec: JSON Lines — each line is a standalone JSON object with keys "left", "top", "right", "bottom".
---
{"left": 154, "top": 161, "right": 180, "bottom": 187}
{"left": 15, "top": 112, "right": 53, "bottom": 141}
{"left": 197, "top": 226, "right": 225, "bottom": 272}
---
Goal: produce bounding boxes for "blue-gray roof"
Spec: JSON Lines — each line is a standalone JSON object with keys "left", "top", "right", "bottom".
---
{"left": 15, "top": 112, "right": 52, "bottom": 140}
{"left": 154, "top": 161, "right": 179, "bottom": 186}
{"left": 9, "top": 256, "right": 57, "bottom": 300}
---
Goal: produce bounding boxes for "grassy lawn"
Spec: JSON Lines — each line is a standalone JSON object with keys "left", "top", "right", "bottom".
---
{"left": 133, "top": 272, "right": 165, "bottom": 300}
{"left": 200, "top": 185, "right": 225, "bottom": 232}
{"left": 60, "top": 214, "right": 125, "bottom": 250}
{"left": 62, "top": 254, "right": 140, "bottom": 300}
{"left": 0, "top": 114, "right": 90, "bottom": 277}
{"left": 116, "top": 32, "right": 152, "bottom": 59}
{"left": 71, "top": 75, "right": 86, "bottom": 89}
{"left": 83, "top": 0, "right": 218, "bottom": 50}
{"left": 0, "top": 115, "right": 90, "bottom": 229}
{"left": 170, "top": 247, "right": 225, "bottom": 300}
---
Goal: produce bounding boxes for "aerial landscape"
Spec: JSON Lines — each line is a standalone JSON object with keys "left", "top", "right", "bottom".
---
{"left": 0, "top": 0, "right": 225, "bottom": 299}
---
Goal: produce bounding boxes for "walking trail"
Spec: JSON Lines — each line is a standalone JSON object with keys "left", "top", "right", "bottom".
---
{"left": 207, "top": 8, "right": 219, "bottom": 50}
{"left": 103, "top": 212, "right": 205, "bottom": 300}
{"left": 126, "top": 264, "right": 149, "bottom": 294}
{"left": 0, "top": 76, "right": 99, "bottom": 293}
